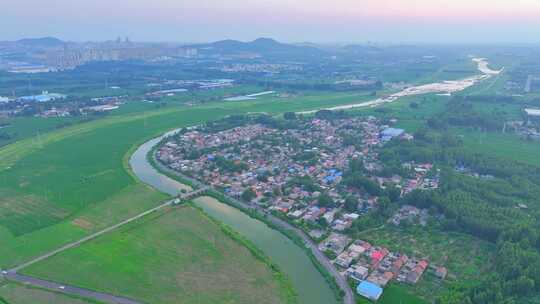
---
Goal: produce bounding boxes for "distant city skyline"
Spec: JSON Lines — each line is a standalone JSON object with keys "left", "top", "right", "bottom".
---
{"left": 3, "top": 0, "right": 540, "bottom": 44}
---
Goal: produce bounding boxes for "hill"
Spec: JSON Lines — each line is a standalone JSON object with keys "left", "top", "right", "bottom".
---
{"left": 195, "top": 37, "right": 328, "bottom": 61}
{"left": 16, "top": 37, "right": 65, "bottom": 48}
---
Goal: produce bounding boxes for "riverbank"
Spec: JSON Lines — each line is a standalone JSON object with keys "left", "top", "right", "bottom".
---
{"left": 298, "top": 57, "right": 501, "bottom": 114}
{"left": 147, "top": 142, "right": 347, "bottom": 302}
{"left": 130, "top": 133, "right": 347, "bottom": 304}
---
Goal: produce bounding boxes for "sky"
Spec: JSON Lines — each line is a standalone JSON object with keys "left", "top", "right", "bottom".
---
{"left": 3, "top": 0, "right": 540, "bottom": 43}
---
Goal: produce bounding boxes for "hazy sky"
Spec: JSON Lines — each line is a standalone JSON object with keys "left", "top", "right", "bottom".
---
{"left": 3, "top": 0, "right": 540, "bottom": 43}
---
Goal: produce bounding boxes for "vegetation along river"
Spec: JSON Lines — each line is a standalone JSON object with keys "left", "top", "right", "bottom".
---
{"left": 129, "top": 131, "right": 339, "bottom": 304}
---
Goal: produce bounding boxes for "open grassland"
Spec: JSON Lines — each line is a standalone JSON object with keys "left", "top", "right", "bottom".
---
{"left": 0, "top": 87, "right": 520, "bottom": 268}
{"left": 354, "top": 282, "right": 427, "bottom": 304}
{"left": 376, "top": 284, "right": 428, "bottom": 304}
{"left": 0, "top": 183, "right": 167, "bottom": 268}
{"left": 0, "top": 282, "right": 97, "bottom": 304}
{"left": 356, "top": 225, "right": 494, "bottom": 303}
{"left": 0, "top": 91, "right": 376, "bottom": 234}
{"left": 413, "top": 59, "right": 478, "bottom": 85}
{"left": 354, "top": 94, "right": 450, "bottom": 132}
{"left": 0, "top": 92, "right": 377, "bottom": 296}
{"left": 23, "top": 205, "right": 296, "bottom": 304}
{"left": 458, "top": 128, "right": 540, "bottom": 167}
{"left": 0, "top": 116, "right": 90, "bottom": 147}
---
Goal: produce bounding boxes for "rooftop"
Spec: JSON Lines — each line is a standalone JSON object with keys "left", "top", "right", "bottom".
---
{"left": 357, "top": 280, "right": 383, "bottom": 300}
{"left": 525, "top": 108, "right": 540, "bottom": 117}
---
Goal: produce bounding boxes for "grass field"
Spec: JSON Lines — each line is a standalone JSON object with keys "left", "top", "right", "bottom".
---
{"left": 0, "top": 88, "right": 385, "bottom": 300}
{"left": 23, "top": 205, "right": 296, "bottom": 304}
{"left": 0, "top": 282, "right": 96, "bottom": 304}
{"left": 0, "top": 86, "right": 504, "bottom": 266}
{"left": 377, "top": 284, "right": 428, "bottom": 304}
{"left": 0, "top": 75, "right": 531, "bottom": 303}
{"left": 458, "top": 128, "right": 540, "bottom": 166}
{"left": 0, "top": 116, "right": 91, "bottom": 147}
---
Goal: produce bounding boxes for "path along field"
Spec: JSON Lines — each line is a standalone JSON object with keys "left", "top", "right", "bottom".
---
{"left": 0, "top": 93, "right": 378, "bottom": 303}
{"left": 0, "top": 282, "right": 97, "bottom": 304}
{"left": 0, "top": 91, "right": 380, "bottom": 268}
{"left": 22, "top": 205, "right": 296, "bottom": 304}
{"left": 0, "top": 75, "right": 533, "bottom": 303}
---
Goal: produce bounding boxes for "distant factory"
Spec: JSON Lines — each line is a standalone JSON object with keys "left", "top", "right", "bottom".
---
{"left": 18, "top": 91, "right": 66, "bottom": 102}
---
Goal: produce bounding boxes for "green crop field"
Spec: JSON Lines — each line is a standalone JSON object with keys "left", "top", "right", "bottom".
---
{"left": 0, "top": 86, "right": 513, "bottom": 268}
{"left": 378, "top": 284, "right": 428, "bottom": 304}
{"left": 0, "top": 92, "right": 380, "bottom": 300}
{"left": 0, "top": 282, "right": 97, "bottom": 304}
{"left": 0, "top": 116, "right": 91, "bottom": 147}
{"left": 0, "top": 106, "right": 234, "bottom": 267}
{"left": 458, "top": 128, "right": 540, "bottom": 166}
{"left": 23, "top": 205, "right": 296, "bottom": 304}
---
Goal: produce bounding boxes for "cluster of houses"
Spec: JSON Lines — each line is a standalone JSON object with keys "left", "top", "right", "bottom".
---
{"left": 145, "top": 79, "right": 235, "bottom": 94}
{"left": 320, "top": 234, "right": 446, "bottom": 301}
{"left": 219, "top": 63, "right": 302, "bottom": 74}
{"left": 156, "top": 115, "right": 449, "bottom": 301}
{"left": 157, "top": 117, "right": 441, "bottom": 235}
{"left": 390, "top": 205, "right": 430, "bottom": 226}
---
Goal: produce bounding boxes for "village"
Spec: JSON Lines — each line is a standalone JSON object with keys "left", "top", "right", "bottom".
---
{"left": 156, "top": 115, "right": 443, "bottom": 301}
{"left": 319, "top": 231, "right": 447, "bottom": 301}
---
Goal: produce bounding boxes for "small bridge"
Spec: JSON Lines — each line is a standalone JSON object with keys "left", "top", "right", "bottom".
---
{"left": 180, "top": 187, "right": 209, "bottom": 200}
{"left": 173, "top": 187, "right": 209, "bottom": 204}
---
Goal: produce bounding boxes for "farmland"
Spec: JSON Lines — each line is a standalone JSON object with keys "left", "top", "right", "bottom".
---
{"left": 0, "top": 94, "right": 381, "bottom": 302}
{"left": 22, "top": 205, "right": 296, "bottom": 304}
{"left": 1, "top": 52, "right": 539, "bottom": 304}
{"left": 0, "top": 282, "right": 97, "bottom": 304}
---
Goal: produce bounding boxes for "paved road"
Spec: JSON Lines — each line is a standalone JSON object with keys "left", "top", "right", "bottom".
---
{"left": 3, "top": 187, "right": 208, "bottom": 304}
{"left": 237, "top": 200, "right": 355, "bottom": 304}
{"left": 3, "top": 273, "right": 141, "bottom": 304}
{"left": 10, "top": 187, "right": 207, "bottom": 273}
{"left": 153, "top": 156, "right": 355, "bottom": 304}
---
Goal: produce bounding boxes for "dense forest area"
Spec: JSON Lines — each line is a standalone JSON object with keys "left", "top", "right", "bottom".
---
{"left": 378, "top": 98, "right": 540, "bottom": 303}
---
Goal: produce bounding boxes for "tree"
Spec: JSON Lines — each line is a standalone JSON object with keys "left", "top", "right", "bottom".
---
{"left": 375, "top": 196, "right": 394, "bottom": 217}
{"left": 318, "top": 193, "right": 335, "bottom": 208}
{"left": 344, "top": 196, "right": 359, "bottom": 213}
{"left": 284, "top": 112, "right": 297, "bottom": 120}
{"left": 241, "top": 188, "right": 256, "bottom": 202}
{"left": 317, "top": 217, "right": 328, "bottom": 227}
{"left": 385, "top": 184, "right": 401, "bottom": 202}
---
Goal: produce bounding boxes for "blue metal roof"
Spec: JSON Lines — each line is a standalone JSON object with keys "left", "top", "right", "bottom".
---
{"left": 357, "top": 281, "right": 383, "bottom": 300}
{"left": 381, "top": 128, "right": 405, "bottom": 137}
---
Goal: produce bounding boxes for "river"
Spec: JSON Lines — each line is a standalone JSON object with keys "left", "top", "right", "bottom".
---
{"left": 128, "top": 57, "right": 502, "bottom": 303}
{"left": 298, "top": 57, "right": 502, "bottom": 114}
{"left": 129, "top": 134, "right": 339, "bottom": 304}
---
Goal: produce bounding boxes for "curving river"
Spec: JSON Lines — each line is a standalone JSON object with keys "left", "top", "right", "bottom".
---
{"left": 128, "top": 58, "right": 502, "bottom": 304}
{"left": 129, "top": 133, "right": 339, "bottom": 304}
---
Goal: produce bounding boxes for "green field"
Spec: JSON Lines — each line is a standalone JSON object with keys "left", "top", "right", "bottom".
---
{"left": 23, "top": 205, "right": 295, "bottom": 304}
{"left": 378, "top": 284, "right": 428, "bottom": 304}
{"left": 0, "top": 116, "right": 92, "bottom": 147}
{"left": 0, "top": 93, "right": 382, "bottom": 301}
{"left": 0, "top": 70, "right": 534, "bottom": 304}
{"left": 0, "top": 282, "right": 97, "bottom": 304}
{"left": 458, "top": 128, "right": 540, "bottom": 166}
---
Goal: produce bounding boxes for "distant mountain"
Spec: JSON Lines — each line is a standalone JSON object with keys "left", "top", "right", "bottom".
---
{"left": 16, "top": 37, "right": 65, "bottom": 48}
{"left": 195, "top": 38, "right": 328, "bottom": 61}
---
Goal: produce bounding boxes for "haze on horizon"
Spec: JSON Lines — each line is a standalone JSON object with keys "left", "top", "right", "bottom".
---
{"left": 3, "top": 0, "right": 540, "bottom": 44}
